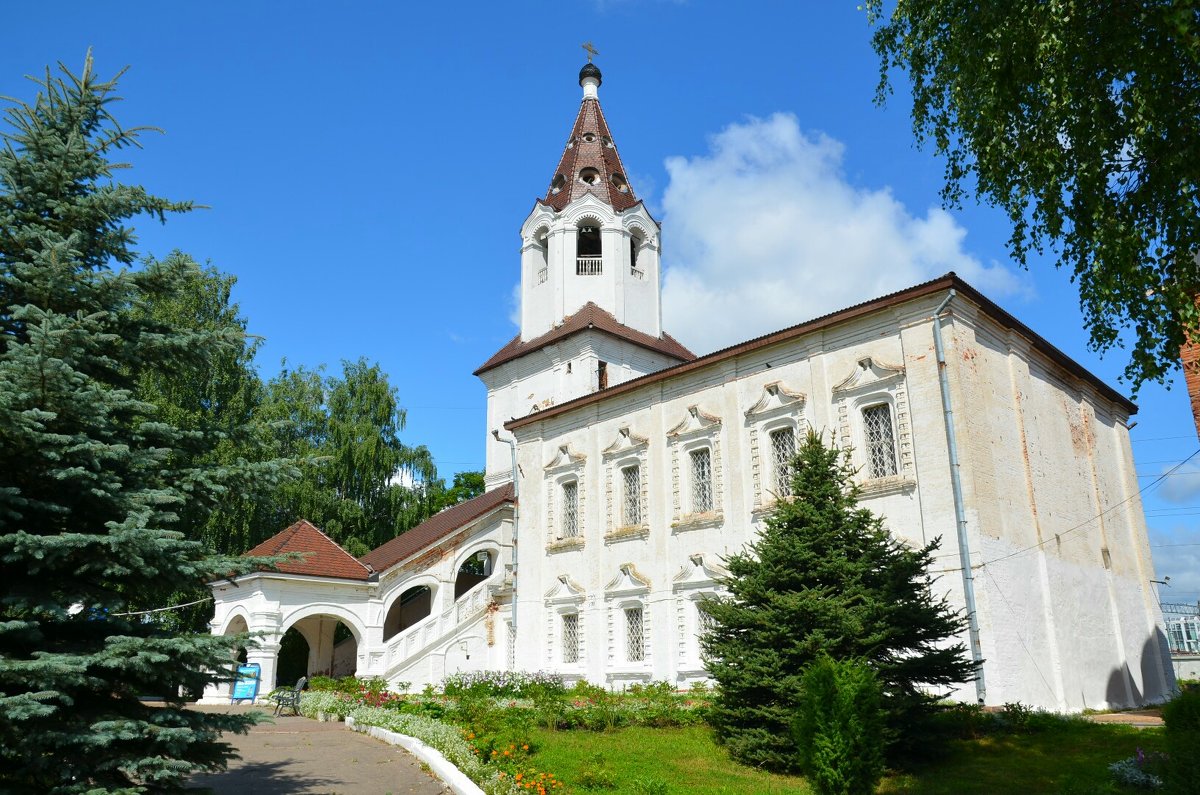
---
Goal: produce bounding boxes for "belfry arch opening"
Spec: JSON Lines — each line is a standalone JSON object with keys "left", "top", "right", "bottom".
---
{"left": 534, "top": 227, "right": 549, "bottom": 283}
{"left": 455, "top": 550, "right": 495, "bottom": 599}
{"left": 576, "top": 221, "right": 602, "bottom": 275}
{"left": 630, "top": 228, "right": 646, "bottom": 275}
{"left": 383, "top": 585, "right": 433, "bottom": 641}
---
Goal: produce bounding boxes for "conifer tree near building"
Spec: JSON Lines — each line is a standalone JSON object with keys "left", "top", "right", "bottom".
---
{"left": 701, "top": 431, "right": 979, "bottom": 772}
{"left": 0, "top": 54, "right": 285, "bottom": 791}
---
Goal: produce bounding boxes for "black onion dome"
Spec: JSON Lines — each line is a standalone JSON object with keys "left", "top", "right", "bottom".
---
{"left": 579, "top": 62, "right": 602, "bottom": 87}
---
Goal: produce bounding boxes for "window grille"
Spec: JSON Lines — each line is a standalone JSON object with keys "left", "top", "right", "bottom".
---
{"left": 561, "top": 481, "right": 579, "bottom": 537}
{"left": 770, "top": 428, "right": 796, "bottom": 497}
{"left": 621, "top": 465, "right": 642, "bottom": 526}
{"left": 697, "top": 602, "right": 717, "bottom": 637}
{"left": 690, "top": 448, "right": 713, "bottom": 513}
{"left": 625, "top": 607, "right": 645, "bottom": 662}
{"left": 562, "top": 613, "right": 580, "bottom": 663}
{"left": 863, "top": 404, "right": 898, "bottom": 478}
{"left": 507, "top": 622, "right": 516, "bottom": 670}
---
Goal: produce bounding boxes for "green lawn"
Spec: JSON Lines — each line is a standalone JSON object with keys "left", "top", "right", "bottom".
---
{"left": 530, "top": 726, "right": 809, "bottom": 794}
{"left": 529, "top": 721, "right": 1165, "bottom": 794}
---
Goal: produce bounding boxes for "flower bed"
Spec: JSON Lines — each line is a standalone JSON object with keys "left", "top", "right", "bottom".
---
{"left": 301, "top": 673, "right": 711, "bottom": 793}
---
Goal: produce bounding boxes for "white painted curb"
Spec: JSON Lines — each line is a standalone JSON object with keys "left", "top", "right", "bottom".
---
{"left": 345, "top": 716, "right": 484, "bottom": 795}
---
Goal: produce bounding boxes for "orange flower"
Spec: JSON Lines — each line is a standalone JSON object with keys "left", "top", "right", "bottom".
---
{"left": 522, "top": 744, "right": 530, "bottom": 750}
{"left": 515, "top": 773, "right": 523, "bottom": 781}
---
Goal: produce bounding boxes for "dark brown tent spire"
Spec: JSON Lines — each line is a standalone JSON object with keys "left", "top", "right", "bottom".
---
{"left": 543, "top": 63, "right": 639, "bottom": 212}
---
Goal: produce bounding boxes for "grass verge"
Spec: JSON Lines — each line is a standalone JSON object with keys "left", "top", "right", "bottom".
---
{"left": 530, "top": 720, "right": 1166, "bottom": 794}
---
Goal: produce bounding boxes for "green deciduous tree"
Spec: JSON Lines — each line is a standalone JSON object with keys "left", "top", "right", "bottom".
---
{"left": 867, "top": 1, "right": 1200, "bottom": 389}
{"left": 701, "top": 432, "right": 977, "bottom": 772}
{"left": 257, "top": 359, "right": 440, "bottom": 554}
{"left": 0, "top": 54, "right": 285, "bottom": 791}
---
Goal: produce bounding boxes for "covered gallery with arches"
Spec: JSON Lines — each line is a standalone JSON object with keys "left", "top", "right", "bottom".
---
{"left": 201, "top": 489, "right": 513, "bottom": 702}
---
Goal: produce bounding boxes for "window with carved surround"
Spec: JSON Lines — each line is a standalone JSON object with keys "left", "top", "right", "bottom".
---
{"left": 667, "top": 406, "right": 723, "bottom": 527}
{"left": 621, "top": 465, "right": 642, "bottom": 526}
{"left": 672, "top": 555, "right": 728, "bottom": 673}
{"left": 690, "top": 448, "right": 713, "bottom": 513}
{"left": 602, "top": 428, "right": 648, "bottom": 535}
{"left": 769, "top": 427, "right": 796, "bottom": 497}
{"left": 561, "top": 481, "right": 579, "bottom": 538}
{"left": 545, "top": 444, "right": 586, "bottom": 545}
{"left": 545, "top": 574, "right": 586, "bottom": 667}
{"left": 562, "top": 613, "right": 580, "bottom": 664}
{"left": 605, "top": 565, "right": 651, "bottom": 668}
{"left": 625, "top": 607, "right": 645, "bottom": 662}
{"left": 831, "top": 358, "right": 914, "bottom": 493}
{"left": 745, "top": 382, "right": 807, "bottom": 510}
{"left": 862, "top": 404, "right": 898, "bottom": 478}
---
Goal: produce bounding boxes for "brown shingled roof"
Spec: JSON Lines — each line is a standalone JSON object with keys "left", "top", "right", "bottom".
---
{"left": 505, "top": 273, "right": 1137, "bottom": 431}
{"left": 360, "top": 483, "right": 515, "bottom": 574}
{"left": 244, "top": 519, "right": 372, "bottom": 581}
{"left": 475, "top": 302, "right": 695, "bottom": 376}
{"left": 544, "top": 96, "right": 639, "bottom": 212}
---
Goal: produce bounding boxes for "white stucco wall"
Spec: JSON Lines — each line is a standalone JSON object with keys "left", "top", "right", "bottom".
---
{"left": 504, "top": 288, "right": 1173, "bottom": 709}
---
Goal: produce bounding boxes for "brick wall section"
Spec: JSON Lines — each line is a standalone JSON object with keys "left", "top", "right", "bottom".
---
{"left": 1183, "top": 331, "right": 1200, "bottom": 439}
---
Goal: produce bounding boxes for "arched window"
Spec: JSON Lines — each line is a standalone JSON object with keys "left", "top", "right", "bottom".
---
{"left": 576, "top": 222, "right": 602, "bottom": 275}
{"left": 862, "top": 403, "right": 898, "bottom": 478}
{"left": 383, "top": 585, "right": 432, "bottom": 641}
{"left": 629, "top": 229, "right": 646, "bottom": 277}
{"left": 533, "top": 228, "right": 549, "bottom": 284}
{"left": 454, "top": 550, "right": 494, "bottom": 600}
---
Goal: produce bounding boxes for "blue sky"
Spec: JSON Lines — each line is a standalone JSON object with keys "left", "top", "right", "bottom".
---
{"left": 4, "top": 1, "right": 1198, "bottom": 601}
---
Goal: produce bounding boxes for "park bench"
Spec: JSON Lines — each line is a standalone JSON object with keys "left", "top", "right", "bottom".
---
{"left": 271, "top": 676, "right": 307, "bottom": 716}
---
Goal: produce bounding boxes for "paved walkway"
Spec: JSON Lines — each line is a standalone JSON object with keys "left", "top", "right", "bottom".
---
{"left": 187, "top": 706, "right": 449, "bottom": 794}
{"left": 1084, "top": 708, "right": 1164, "bottom": 727}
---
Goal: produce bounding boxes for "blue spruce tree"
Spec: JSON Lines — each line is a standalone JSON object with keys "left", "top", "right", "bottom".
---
{"left": 0, "top": 53, "right": 285, "bottom": 791}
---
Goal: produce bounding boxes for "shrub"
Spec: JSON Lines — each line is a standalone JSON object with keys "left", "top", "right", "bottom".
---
{"left": 1109, "top": 748, "right": 1166, "bottom": 790}
{"left": 1163, "top": 688, "right": 1200, "bottom": 794}
{"left": 793, "top": 655, "right": 886, "bottom": 795}
{"left": 577, "top": 753, "right": 617, "bottom": 790}
{"left": 443, "top": 670, "right": 566, "bottom": 699}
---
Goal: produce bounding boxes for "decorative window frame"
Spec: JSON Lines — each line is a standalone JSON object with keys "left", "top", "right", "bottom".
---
{"left": 602, "top": 427, "right": 650, "bottom": 542}
{"left": 672, "top": 554, "right": 729, "bottom": 677}
{"left": 831, "top": 357, "right": 915, "bottom": 496}
{"left": 744, "top": 382, "right": 807, "bottom": 512}
{"left": 603, "top": 564, "right": 652, "bottom": 681}
{"left": 544, "top": 444, "right": 587, "bottom": 551}
{"left": 667, "top": 406, "right": 724, "bottom": 532}
{"left": 544, "top": 574, "right": 587, "bottom": 670}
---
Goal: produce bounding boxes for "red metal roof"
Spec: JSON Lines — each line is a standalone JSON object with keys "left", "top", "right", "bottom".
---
{"left": 475, "top": 302, "right": 695, "bottom": 376}
{"left": 244, "top": 520, "right": 373, "bottom": 581}
{"left": 359, "top": 483, "right": 515, "bottom": 574}
{"left": 505, "top": 272, "right": 1138, "bottom": 430}
{"left": 544, "top": 96, "right": 639, "bottom": 212}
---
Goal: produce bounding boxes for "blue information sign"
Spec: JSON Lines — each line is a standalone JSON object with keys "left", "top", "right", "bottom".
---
{"left": 230, "top": 663, "right": 260, "bottom": 704}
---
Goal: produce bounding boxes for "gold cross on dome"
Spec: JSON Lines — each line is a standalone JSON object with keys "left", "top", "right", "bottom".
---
{"left": 582, "top": 42, "right": 599, "bottom": 63}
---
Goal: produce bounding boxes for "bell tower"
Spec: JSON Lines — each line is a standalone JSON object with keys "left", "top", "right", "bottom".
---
{"left": 518, "top": 62, "right": 664, "bottom": 341}
{"left": 477, "top": 60, "right": 693, "bottom": 489}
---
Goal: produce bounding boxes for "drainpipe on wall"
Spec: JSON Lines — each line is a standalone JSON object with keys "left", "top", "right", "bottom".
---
{"left": 932, "top": 289, "right": 987, "bottom": 704}
{"left": 492, "top": 430, "right": 520, "bottom": 666}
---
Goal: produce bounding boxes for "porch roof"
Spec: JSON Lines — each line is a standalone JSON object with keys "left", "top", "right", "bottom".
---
{"left": 359, "top": 483, "right": 515, "bottom": 574}
{"left": 244, "top": 519, "right": 373, "bottom": 581}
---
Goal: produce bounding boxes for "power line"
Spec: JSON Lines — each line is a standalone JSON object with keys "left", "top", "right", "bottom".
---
{"left": 111, "top": 596, "right": 213, "bottom": 617}
{"left": 979, "top": 448, "right": 1200, "bottom": 569}
{"left": 932, "top": 449, "right": 1200, "bottom": 568}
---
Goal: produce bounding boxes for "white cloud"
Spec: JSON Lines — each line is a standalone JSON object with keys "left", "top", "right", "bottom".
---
{"left": 659, "top": 113, "right": 1026, "bottom": 355}
{"left": 1154, "top": 463, "right": 1200, "bottom": 504}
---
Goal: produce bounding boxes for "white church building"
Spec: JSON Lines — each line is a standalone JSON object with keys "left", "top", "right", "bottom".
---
{"left": 204, "top": 62, "right": 1174, "bottom": 711}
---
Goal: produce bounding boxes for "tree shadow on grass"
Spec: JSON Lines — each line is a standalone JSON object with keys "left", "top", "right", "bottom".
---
{"left": 186, "top": 760, "right": 338, "bottom": 795}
